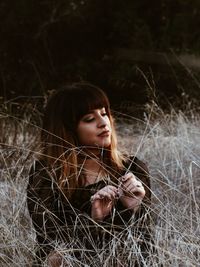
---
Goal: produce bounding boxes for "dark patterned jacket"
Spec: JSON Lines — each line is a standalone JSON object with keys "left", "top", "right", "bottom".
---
{"left": 27, "top": 156, "right": 151, "bottom": 265}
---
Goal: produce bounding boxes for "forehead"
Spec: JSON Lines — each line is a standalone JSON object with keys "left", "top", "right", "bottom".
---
{"left": 85, "top": 107, "right": 105, "bottom": 114}
{"left": 77, "top": 91, "right": 108, "bottom": 115}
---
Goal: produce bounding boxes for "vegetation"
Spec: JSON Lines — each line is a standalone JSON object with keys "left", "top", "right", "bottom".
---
{"left": 1, "top": 100, "right": 200, "bottom": 266}
{"left": 1, "top": 0, "right": 200, "bottom": 103}
{"left": 1, "top": 2, "right": 200, "bottom": 264}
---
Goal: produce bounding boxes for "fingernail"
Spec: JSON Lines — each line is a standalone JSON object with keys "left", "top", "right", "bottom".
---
{"left": 120, "top": 176, "right": 124, "bottom": 181}
{"left": 116, "top": 189, "right": 122, "bottom": 198}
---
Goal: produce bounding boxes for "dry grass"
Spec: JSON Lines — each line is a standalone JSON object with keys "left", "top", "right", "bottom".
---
{"left": 0, "top": 102, "right": 200, "bottom": 266}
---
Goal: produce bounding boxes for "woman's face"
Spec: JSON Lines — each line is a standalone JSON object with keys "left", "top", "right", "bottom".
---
{"left": 77, "top": 107, "right": 112, "bottom": 150}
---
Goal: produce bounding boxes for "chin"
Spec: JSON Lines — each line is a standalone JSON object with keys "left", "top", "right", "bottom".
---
{"left": 99, "top": 141, "right": 111, "bottom": 148}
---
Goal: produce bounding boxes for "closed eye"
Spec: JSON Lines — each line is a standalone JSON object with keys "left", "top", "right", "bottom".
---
{"left": 83, "top": 117, "right": 95, "bottom": 122}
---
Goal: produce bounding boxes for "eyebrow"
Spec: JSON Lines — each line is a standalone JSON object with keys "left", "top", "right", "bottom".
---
{"left": 85, "top": 107, "right": 105, "bottom": 114}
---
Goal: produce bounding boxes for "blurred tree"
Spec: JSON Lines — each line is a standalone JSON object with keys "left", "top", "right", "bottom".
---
{"left": 0, "top": 0, "right": 200, "bottom": 106}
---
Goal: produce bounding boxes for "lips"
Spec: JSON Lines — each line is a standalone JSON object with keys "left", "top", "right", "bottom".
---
{"left": 98, "top": 130, "right": 110, "bottom": 137}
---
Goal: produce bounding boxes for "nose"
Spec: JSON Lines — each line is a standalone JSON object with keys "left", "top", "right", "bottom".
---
{"left": 97, "top": 115, "right": 107, "bottom": 128}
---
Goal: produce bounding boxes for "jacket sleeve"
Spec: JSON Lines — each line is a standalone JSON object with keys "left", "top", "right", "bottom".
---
{"left": 128, "top": 158, "right": 156, "bottom": 263}
{"left": 27, "top": 161, "right": 73, "bottom": 261}
{"left": 112, "top": 156, "right": 151, "bottom": 225}
{"left": 130, "top": 156, "right": 151, "bottom": 207}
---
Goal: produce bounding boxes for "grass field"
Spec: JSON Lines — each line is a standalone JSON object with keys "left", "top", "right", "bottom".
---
{"left": 0, "top": 101, "right": 200, "bottom": 266}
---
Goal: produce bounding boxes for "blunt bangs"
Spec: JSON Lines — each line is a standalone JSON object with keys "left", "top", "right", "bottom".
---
{"left": 61, "top": 83, "right": 111, "bottom": 127}
{"left": 74, "top": 87, "right": 110, "bottom": 121}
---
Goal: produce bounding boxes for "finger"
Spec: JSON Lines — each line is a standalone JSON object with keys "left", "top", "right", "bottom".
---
{"left": 91, "top": 192, "right": 107, "bottom": 201}
{"left": 91, "top": 185, "right": 119, "bottom": 202}
{"left": 125, "top": 183, "right": 136, "bottom": 193}
{"left": 117, "top": 188, "right": 123, "bottom": 198}
{"left": 107, "top": 200, "right": 113, "bottom": 208}
{"left": 92, "top": 190, "right": 115, "bottom": 201}
{"left": 126, "top": 185, "right": 145, "bottom": 198}
{"left": 100, "top": 186, "right": 118, "bottom": 197}
{"left": 126, "top": 184, "right": 143, "bottom": 194}
{"left": 120, "top": 172, "right": 136, "bottom": 183}
{"left": 106, "top": 185, "right": 118, "bottom": 193}
{"left": 90, "top": 195, "right": 99, "bottom": 202}
{"left": 123, "top": 178, "right": 140, "bottom": 191}
{"left": 122, "top": 178, "right": 143, "bottom": 190}
{"left": 98, "top": 188, "right": 117, "bottom": 199}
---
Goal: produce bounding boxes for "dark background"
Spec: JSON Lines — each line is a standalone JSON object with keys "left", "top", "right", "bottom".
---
{"left": 1, "top": 0, "right": 200, "bottom": 113}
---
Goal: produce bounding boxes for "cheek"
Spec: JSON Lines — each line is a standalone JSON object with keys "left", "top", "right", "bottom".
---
{"left": 106, "top": 117, "right": 111, "bottom": 126}
{"left": 106, "top": 117, "right": 111, "bottom": 128}
{"left": 77, "top": 124, "right": 94, "bottom": 144}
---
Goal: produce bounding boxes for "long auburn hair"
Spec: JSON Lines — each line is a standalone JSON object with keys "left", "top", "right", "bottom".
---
{"left": 41, "top": 82, "right": 124, "bottom": 198}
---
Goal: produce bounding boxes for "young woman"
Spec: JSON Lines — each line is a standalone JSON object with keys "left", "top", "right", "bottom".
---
{"left": 27, "top": 83, "right": 152, "bottom": 266}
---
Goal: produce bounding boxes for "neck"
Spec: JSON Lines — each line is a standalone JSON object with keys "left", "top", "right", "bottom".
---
{"left": 78, "top": 148, "right": 106, "bottom": 161}
{"left": 80, "top": 157, "right": 105, "bottom": 186}
{"left": 84, "top": 158, "right": 100, "bottom": 169}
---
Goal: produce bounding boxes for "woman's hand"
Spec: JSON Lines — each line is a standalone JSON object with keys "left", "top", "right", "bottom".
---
{"left": 119, "top": 172, "right": 145, "bottom": 211}
{"left": 91, "top": 185, "right": 118, "bottom": 222}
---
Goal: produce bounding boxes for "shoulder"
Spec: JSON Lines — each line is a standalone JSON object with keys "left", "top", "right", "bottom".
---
{"left": 27, "top": 160, "right": 60, "bottom": 212}
{"left": 123, "top": 155, "right": 149, "bottom": 176}
{"left": 29, "top": 159, "right": 48, "bottom": 175}
{"left": 28, "top": 159, "right": 56, "bottom": 194}
{"left": 29, "top": 159, "right": 56, "bottom": 179}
